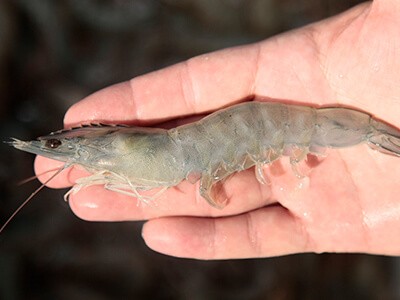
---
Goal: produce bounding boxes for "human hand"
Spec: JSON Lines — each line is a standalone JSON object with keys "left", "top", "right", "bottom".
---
{"left": 35, "top": 1, "right": 400, "bottom": 259}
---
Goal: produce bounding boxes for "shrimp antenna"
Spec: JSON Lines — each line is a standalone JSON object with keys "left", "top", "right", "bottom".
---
{"left": 0, "top": 165, "right": 67, "bottom": 234}
{"left": 17, "top": 167, "right": 63, "bottom": 186}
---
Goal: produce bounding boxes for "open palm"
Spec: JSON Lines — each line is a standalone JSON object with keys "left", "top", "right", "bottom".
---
{"left": 36, "top": 1, "right": 400, "bottom": 259}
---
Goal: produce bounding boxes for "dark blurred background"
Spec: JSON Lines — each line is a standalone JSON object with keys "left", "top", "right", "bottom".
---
{"left": 0, "top": 1, "right": 398, "bottom": 299}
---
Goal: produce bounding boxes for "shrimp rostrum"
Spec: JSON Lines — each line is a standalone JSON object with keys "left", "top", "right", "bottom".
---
{"left": 10, "top": 102, "right": 400, "bottom": 208}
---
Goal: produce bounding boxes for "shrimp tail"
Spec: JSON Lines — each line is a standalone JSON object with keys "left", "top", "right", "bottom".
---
{"left": 368, "top": 119, "right": 400, "bottom": 156}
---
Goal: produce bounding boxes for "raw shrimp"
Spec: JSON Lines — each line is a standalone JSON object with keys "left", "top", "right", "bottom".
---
{"left": 9, "top": 101, "right": 400, "bottom": 210}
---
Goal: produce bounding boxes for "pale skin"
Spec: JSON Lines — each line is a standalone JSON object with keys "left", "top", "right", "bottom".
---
{"left": 35, "top": 1, "right": 400, "bottom": 259}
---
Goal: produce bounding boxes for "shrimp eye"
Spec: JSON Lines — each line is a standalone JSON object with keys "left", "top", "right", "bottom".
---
{"left": 45, "top": 139, "right": 62, "bottom": 149}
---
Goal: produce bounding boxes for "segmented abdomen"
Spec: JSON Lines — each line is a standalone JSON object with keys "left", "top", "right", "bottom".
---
{"left": 171, "top": 102, "right": 318, "bottom": 176}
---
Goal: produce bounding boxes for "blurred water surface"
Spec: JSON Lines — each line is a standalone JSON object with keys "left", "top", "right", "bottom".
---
{"left": 0, "top": 1, "right": 399, "bottom": 299}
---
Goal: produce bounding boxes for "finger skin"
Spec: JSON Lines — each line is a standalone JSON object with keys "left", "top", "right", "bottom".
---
{"left": 142, "top": 200, "right": 400, "bottom": 259}
{"left": 64, "top": 45, "right": 260, "bottom": 127}
{"left": 34, "top": 157, "right": 90, "bottom": 188}
{"left": 141, "top": 206, "right": 311, "bottom": 259}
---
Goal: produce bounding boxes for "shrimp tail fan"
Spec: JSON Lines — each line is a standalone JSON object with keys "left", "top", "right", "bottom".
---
{"left": 368, "top": 119, "right": 400, "bottom": 156}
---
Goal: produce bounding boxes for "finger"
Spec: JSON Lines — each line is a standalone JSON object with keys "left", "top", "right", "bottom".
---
{"left": 68, "top": 168, "right": 274, "bottom": 220}
{"left": 64, "top": 44, "right": 260, "bottom": 127}
{"left": 34, "top": 156, "right": 90, "bottom": 188}
{"left": 141, "top": 205, "right": 310, "bottom": 259}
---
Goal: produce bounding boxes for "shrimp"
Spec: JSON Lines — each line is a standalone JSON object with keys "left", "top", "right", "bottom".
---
{"left": 8, "top": 101, "right": 400, "bottom": 210}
